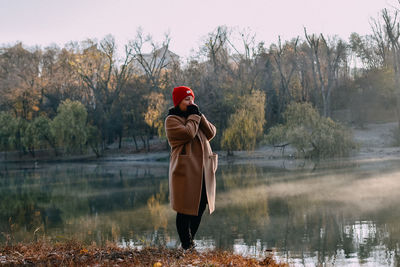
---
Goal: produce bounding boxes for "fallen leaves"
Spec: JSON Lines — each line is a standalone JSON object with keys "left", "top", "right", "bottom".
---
{"left": 0, "top": 240, "right": 288, "bottom": 266}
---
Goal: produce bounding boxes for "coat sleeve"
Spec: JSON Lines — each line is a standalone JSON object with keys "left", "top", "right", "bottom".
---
{"left": 199, "top": 114, "right": 217, "bottom": 141}
{"left": 165, "top": 115, "right": 201, "bottom": 148}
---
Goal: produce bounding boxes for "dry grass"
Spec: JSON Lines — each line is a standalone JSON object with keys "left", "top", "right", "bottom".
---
{"left": 0, "top": 240, "right": 287, "bottom": 267}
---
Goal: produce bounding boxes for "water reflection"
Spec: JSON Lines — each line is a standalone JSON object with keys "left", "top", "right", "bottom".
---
{"left": 1, "top": 159, "right": 400, "bottom": 266}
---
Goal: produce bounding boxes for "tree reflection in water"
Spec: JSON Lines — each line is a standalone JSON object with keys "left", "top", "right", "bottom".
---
{"left": 1, "top": 159, "right": 400, "bottom": 265}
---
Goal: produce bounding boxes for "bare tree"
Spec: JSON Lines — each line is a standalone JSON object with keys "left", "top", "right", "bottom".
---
{"left": 0, "top": 43, "right": 42, "bottom": 119}
{"left": 129, "top": 29, "right": 174, "bottom": 91}
{"left": 228, "top": 29, "right": 264, "bottom": 93}
{"left": 304, "top": 28, "right": 347, "bottom": 117}
{"left": 70, "top": 35, "right": 135, "bottom": 148}
{"left": 204, "top": 26, "right": 229, "bottom": 74}
{"left": 39, "top": 46, "right": 86, "bottom": 117}
{"left": 270, "top": 37, "right": 300, "bottom": 115}
{"left": 377, "top": 8, "right": 400, "bottom": 129}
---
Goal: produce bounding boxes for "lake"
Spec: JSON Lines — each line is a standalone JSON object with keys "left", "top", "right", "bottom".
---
{"left": 0, "top": 156, "right": 400, "bottom": 266}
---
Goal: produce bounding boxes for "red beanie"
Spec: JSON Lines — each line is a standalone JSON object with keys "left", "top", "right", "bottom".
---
{"left": 172, "top": 86, "right": 195, "bottom": 106}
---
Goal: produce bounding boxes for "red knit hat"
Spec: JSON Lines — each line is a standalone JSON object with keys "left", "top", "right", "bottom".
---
{"left": 172, "top": 86, "right": 195, "bottom": 106}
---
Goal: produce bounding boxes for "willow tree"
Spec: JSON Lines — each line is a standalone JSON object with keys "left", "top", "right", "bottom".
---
{"left": 51, "top": 100, "right": 88, "bottom": 154}
{"left": 221, "top": 90, "right": 266, "bottom": 155}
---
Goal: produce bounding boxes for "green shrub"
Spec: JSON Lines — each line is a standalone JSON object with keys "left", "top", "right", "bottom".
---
{"left": 265, "top": 102, "right": 356, "bottom": 158}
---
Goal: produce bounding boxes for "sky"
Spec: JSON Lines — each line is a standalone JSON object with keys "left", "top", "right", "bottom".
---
{"left": 0, "top": 0, "right": 397, "bottom": 59}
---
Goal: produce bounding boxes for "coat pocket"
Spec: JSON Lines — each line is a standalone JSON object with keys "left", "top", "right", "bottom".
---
{"left": 172, "top": 154, "right": 190, "bottom": 178}
{"left": 209, "top": 153, "right": 218, "bottom": 173}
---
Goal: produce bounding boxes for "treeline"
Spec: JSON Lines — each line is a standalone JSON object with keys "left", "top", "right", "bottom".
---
{"left": 1, "top": 7, "right": 400, "bottom": 157}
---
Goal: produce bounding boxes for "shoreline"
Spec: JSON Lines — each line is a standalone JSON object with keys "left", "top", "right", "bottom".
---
{"left": 0, "top": 240, "right": 286, "bottom": 267}
{"left": 1, "top": 122, "right": 399, "bottom": 166}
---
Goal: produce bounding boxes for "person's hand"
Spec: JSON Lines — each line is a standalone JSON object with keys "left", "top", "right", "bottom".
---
{"left": 186, "top": 104, "right": 201, "bottom": 116}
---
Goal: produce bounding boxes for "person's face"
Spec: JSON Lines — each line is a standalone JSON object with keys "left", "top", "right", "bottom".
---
{"left": 178, "top": 95, "right": 194, "bottom": 112}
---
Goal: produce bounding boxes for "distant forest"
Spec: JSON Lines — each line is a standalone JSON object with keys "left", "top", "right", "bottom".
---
{"left": 1, "top": 7, "right": 400, "bottom": 157}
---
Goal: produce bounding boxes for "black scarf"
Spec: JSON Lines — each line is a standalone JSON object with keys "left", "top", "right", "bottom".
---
{"left": 167, "top": 106, "right": 189, "bottom": 118}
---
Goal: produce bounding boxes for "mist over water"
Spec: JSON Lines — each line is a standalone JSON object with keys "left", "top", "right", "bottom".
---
{"left": 1, "top": 158, "right": 400, "bottom": 266}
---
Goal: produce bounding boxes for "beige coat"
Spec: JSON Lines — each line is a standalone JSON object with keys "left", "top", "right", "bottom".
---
{"left": 165, "top": 114, "right": 218, "bottom": 216}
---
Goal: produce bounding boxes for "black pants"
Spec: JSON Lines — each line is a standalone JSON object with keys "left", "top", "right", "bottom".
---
{"left": 176, "top": 177, "right": 208, "bottom": 249}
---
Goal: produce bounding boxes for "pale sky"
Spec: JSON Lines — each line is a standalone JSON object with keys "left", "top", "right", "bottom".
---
{"left": 0, "top": 0, "right": 397, "bottom": 58}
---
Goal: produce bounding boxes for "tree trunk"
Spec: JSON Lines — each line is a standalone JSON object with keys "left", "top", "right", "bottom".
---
{"left": 396, "top": 92, "right": 400, "bottom": 131}
{"left": 140, "top": 135, "right": 146, "bottom": 150}
{"left": 90, "top": 143, "right": 102, "bottom": 158}
{"left": 132, "top": 135, "right": 139, "bottom": 151}
{"left": 326, "top": 86, "right": 332, "bottom": 118}
{"left": 394, "top": 48, "right": 400, "bottom": 130}
{"left": 146, "top": 135, "right": 150, "bottom": 152}
{"left": 29, "top": 147, "right": 35, "bottom": 158}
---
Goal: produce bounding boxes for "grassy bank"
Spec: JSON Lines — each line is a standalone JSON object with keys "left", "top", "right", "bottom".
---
{"left": 0, "top": 240, "right": 287, "bottom": 266}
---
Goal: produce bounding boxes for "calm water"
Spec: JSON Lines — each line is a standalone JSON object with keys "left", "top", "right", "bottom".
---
{"left": 1, "top": 156, "right": 400, "bottom": 266}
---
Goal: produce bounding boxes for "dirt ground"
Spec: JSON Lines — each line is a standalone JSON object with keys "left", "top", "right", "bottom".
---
{"left": 351, "top": 122, "right": 400, "bottom": 160}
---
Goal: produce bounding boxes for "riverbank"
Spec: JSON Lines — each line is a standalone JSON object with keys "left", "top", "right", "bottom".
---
{"left": 1, "top": 122, "right": 399, "bottom": 166}
{"left": 0, "top": 240, "right": 286, "bottom": 266}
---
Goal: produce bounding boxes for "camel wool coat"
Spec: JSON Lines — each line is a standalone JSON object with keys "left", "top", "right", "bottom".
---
{"left": 165, "top": 113, "right": 218, "bottom": 216}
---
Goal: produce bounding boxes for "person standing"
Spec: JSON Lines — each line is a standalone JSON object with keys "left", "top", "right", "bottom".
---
{"left": 165, "top": 86, "right": 218, "bottom": 250}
